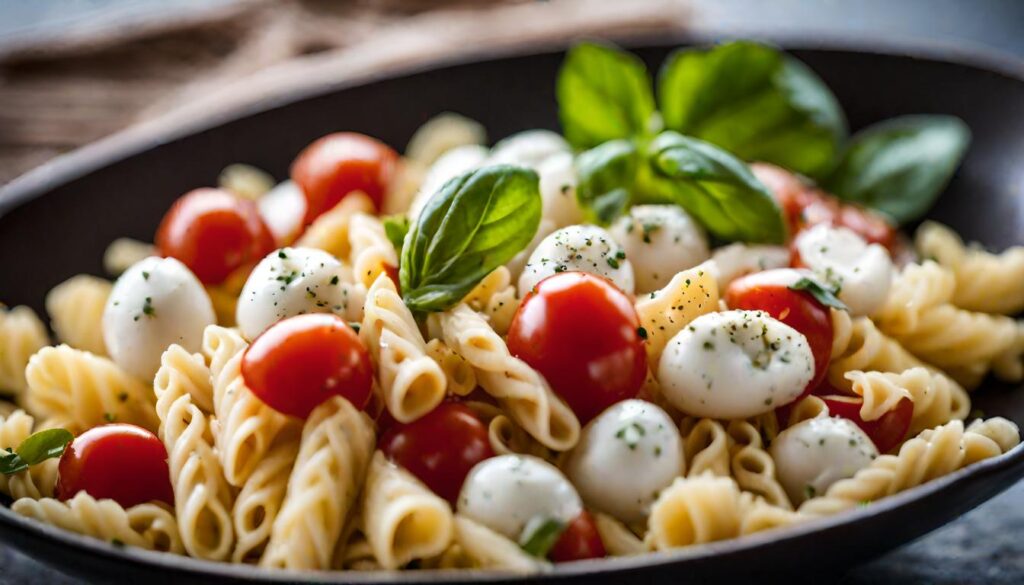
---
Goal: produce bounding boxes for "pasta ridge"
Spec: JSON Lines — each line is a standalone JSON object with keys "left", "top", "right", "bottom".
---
{"left": 0, "top": 410, "right": 57, "bottom": 500}
{"left": 45, "top": 275, "right": 112, "bottom": 356}
{"left": 846, "top": 368, "right": 970, "bottom": 436}
{"left": 0, "top": 305, "right": 48, "bottom": 397}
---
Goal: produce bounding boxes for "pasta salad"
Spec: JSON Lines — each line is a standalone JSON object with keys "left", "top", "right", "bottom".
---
{"left": 1, "top": 40, "right": 1022, "bottom": 573}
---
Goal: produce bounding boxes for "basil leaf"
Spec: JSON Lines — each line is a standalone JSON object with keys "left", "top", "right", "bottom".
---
{"left": 575, "top": 139, "right": 639, "bottom": 225}
{"left": 658, "top": 41, "right": 846, "bottom": 178}
{"left": 640, "top": 131, "right": 785, "bottom": 244}
{"left": 401, "top": 165, "right": 542, "bottom": 312}
{"left": 519, "top": 517, "right": 567, "bottom": 558}
{"left": 0, "top": 449, "right": 26, "bottom": 475}
{"left": 0, "top": 428, "right": 73, "bottom": 475}
{"left": 789, "top": 277, "right": 848, "bottom": 311}
{"left": 382, "top": 215, "right": 410, "bottom": 255}
{"left": 557, "top": 42, "right": 657, "bottom": 150}
{"left": 825, "top": 115, "right": 970, "bottom": 225}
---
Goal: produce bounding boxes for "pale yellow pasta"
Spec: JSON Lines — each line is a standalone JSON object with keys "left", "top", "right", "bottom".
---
{"left": 799, "top": 418, "right": 1019, "bottom": 516}
{"left": 202, "top": 326, "right": 295, "bottom": 487}
{"left": 405, "top": 112, "right": 487, "bottom": 166}
{"left": 297, "top": 192, "right": 375, "bottom": 259}
{"left": 0, "top": 410, "right": 57, "bottom": 500}
{"left": 24, "top": 345, "right": 158, "bottom": 434}
{"left": 425, "top": 339, "right": 476, "bottom": 397}
{"left": 646, "top": 473, "right": 742, "bottom": 549}
{"left": 421, "top": 543, "right": 477, "bottom": 569}
{"left": 336, "top": 527, "right": 382, "bottom": 571}
{"left": 232, "top": 431, "right": 300, "bottom": 563}
{"left": 681, "top": 418, "right": 730, "bottom": 478}
{"left": 0, "top": 305, "right": 48, "bottom": 397}
{"left": 360, "top": 451, "right": 454, "bottom": 569}
{"left": 828, "top": 309, "right": 931, "bottom": 392}
{"left": 261, "top": 396, "right": 375, "bottom": 570}
{"left": 361, "top": 275, "right": 446, "bottom": 423}
{"left": 205, "top": 266, "right": 251, "bottom": 328}
{"left": 846, "top": 368, "right": 970, "bottom": 436}
{"left": 218, "top": 164, "right": 275, "bottom": 200}
{"left": 738, "top": 493, "right": 804, "bottom": 535}
{"left": 593, "top": 512, "right": 645, "bottom": 557}
{"left": 463, "top": 266, "right": 519, "bottom": 336}
{"left": 487, "top": 413, "right": 556, "bottom": 462}
{"left": 154, "top": 345, "right": 235, "bottom": 561}
{"left": 451, "top": 515, "right": 544, "bottom": 573}
{"left": 635, "top": 263, "right": 719, "bottom": 369}
{"left": 432, "top": 304, "right": 580, "bottom": 451}
{"left": 102, "top": 238, "right": 155, "bottom": 276}
{"left": 350, "top": 212, "right": 399, "bottom": 290}
{"left": 13, "top": 492, "right": 183, "bottom": 553}
{"left": 725, "top": 421, "right": 791, "bottom": 510}
{"left": 916, "top": 221, "right": 1024, "bottom": 315}
{"left": 967, "top": 417, "right": 1022, "bottom": 452}
{"left": 45, "top": 274, "right": 111, "bottom": 356}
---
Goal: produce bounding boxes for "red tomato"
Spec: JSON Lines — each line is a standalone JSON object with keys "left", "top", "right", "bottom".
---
{"left": 725, "top": 270, "right": 833, "bottom": 397}
{"left": 821, "top": 394, "right": 913, "bottom": 453}
{"left": 156, "top": 188, "right": 275, "bottom": 285}
{"left": 241, "top": 313, "right": 372, "bottom": 419}
{"left": 507, "top": 272, "right": 647, "bottom": 424}
{"left": 378, "top": 403, "right": 494, "bottom": 505}
{"left": 383, "top": 264, "right": 401, "bottom": 292}
{"left": 55, "top": 424, "right": 173, "bottom": 508}
{"left": 290, "top": 132, "right": 398, "bottom": 222}
{"left": 549, "top": 510, "right": 606, "bottom": 563}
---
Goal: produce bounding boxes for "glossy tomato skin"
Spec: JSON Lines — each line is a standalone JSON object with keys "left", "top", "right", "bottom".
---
{"left": 821, "top": 394, "right": 913, "bottom": 453}
{"left": 290, "top": 132, "right": 398, "bottom": 222}
{"left": 241, "top": 313, "right": 372, "bottom": 419}
{"left": 549, "top": 510, "right": 606, "bottom": 563}
{"left": 379, "top": 403, "right": 494, "bottom": 505}
{"left": 725, "top": 272, "right": 833, "bottom": 397}
{"left": 156, "top": 188, "right": 275, "bottom": 285}
{"left": 55, "top": 424, "right": 173, "bottom": 508}
{"left": 507, "top": 272, "right": 647, "bottom": 424}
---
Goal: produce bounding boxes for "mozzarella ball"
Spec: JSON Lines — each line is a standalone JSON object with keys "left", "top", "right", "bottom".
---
{"left": 487, "top": 130, "right": 570, "bottom": 169}
{"left": 794, "top": 224, "right": 893, "bottom": 316}
{"left": 458, "top": 455, "right": 583, "bottom": 540}
{"left": 517, "top": 225, "right": 635, "bottom": 296}
{"left": 771, "top": 416, "right": 879, "bottom": 504}
{"left": 565, "top": 400, "right": 684, "bottom": 523}
{"left": 103, "top": 256, "right": 216, "bottom": 380}
{"left": 658, "top": 310, "right": 815, "bottom": 419}
{"left": 236, "top": 247, "right": 355, "bottom": 340}
{"left": 537, "top": 151, "right": 584, "bottom": 229}
{"left": 709, "top": 243, "right": 791, "bottom": 289}
{"left": 408, "top": 144, "right": 489, "bottom": 220}
{"left": 257, "top": 180, "right": 305, "bottom": 245}
{"left": 609, "top": 205, "right": 710, "bottom": 294}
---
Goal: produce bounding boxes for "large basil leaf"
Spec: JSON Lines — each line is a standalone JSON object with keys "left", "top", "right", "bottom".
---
{"left": 574, "top": 139, "right": 639, "bottom": 225}
{"left": 401, "top": 165, "right": 542, "bottom": 312}
{"left": 639, "top": 131, "right": 786, "bottom": 244}
{"left": 557, "top": 42, "right": 657, "bottom": 150}
{"left": 0, "top": 428, "right": 73, "bottom": 475}
{"left": 658, "top": 41, "right": 846, "bottom": 178}
{"left": 825, "top": 115, "right": 970, "bottom": 225}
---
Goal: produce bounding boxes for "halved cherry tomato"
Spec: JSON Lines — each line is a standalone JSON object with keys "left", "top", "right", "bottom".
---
{"left": 549, "top": 510, "right": 606, "bottom": 563}
{"left": 725, "top": 269, "right": 833, "bottom": 397}
{"left": 379, "top": 403, "right": 494, "bottom": 505}
{"left": 290, "top": 132, "right": 398, "bottom": 222}
{"left": 55, "top": 424, "right": 173, "bottom": 508}
{"left": 820, "top": 394, "right": 913, "bottom": 453}
{"left": 156, "top": 188, "right": 275, "bottom": 285}
{"left": 241, "top": 313, "right": 372, "bottom": 419}
{"left": 507, "top": 272, "right": 647, "bottom": 424}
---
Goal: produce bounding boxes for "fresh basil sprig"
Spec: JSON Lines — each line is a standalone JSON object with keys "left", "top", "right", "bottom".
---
{"left": 400, "top": 165, "right": 541, "bottom": 312}
{"left": 519, "top": 517, "right": 567, "bottom": 558}
{"left": 382, "top": 215, "right": 410, "bottom": 255}
{"left": 0, "top": 428, "right": 73, "bottom": 475}
{"left": 574, "top": 139, "right": 639, "bottom": 226}
{"left": 824, "top": 115, "right": 970, "bottom": 225}
{"left": 789, "top": 277, "right": 847, "bottom": 311}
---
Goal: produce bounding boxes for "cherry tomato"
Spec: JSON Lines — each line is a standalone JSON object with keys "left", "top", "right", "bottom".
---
{"left": 507, "top": 272, "right": 647, "bottom": 424}
{"left": 241, "top": 313, "right": 372, "bottom": 419}
{"left": 383, "top": 264, "right": 401, "bottom": 292}
{"left": 156, "top": 188, "right": 275, "bottom": 285}
{"left": 549, "top": 511, "right": 606, "bottom": 563}
{"left": 55, "top": 424, "right": 173, "bottom": 508}
{"left": 290, "top": 132, "right": 398, "bottom": 222}
{"left": 379, "top": 403, "right": 494, "bottom": 505}
{"left": 820, "top": 394, "right": 913, "bottom": 453}
{"left": 725, "top": 270, "right": 833, "bottom": 397}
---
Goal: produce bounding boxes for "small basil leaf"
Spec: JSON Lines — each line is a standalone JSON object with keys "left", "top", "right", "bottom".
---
{"left": 0, "top": 449, "right": 26, "bottom": 475}
{"left": 382, "top": 215, "right": 410, "bottom": 255}
{"left": 789, "top": 277, "right": 848, "bottom": 311}
{"left": 825, "top": 115, "right": 970, "bottom": 225}
{"left": 658, "top": 41, "right": 846, "bottom": 178}
{"left": 347, "top": 321, "right": 362, "bottom": 334}
{"left": 575, "top": 139, "right": 639, "bottom": 225}
{"left": 519, "top": 517, "right": 567, "bottom": 559}
{"left": 640, "top": 131, "right": 786, "bottom": 244}
{"left": 16, "top": 428, "right": 73, "bottom": 465}
{"left": 557, "top": 42, "right": 657, "bottom": 150}
{"left": 401, "top": 165, "right": 542, "bottom": 312}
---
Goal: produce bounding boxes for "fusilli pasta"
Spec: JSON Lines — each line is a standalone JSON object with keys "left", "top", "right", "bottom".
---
{"left": 0, "top": 305, "right": 48, "bottom": 397}
{"left": 0, "top": 410, "right": 57, "bottom": 500}
{"left": 846, "top": 368, "right": 970, "bottom": 436}
{"left": 45, "top": 275, "right": 111, "bottom": 356}
{"left": 635, "top": 264, "right": 719, "bottom": 369}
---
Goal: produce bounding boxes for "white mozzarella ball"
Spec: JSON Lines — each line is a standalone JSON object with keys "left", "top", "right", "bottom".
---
{"left": 236, "top": 247, "right": 354, "bottom": 340}
{"left": 487, "top": 130, "right": 570, "bottom": 169}
{"left": 770, "top": 416, "right": 879, "bottom": 504}
{"left": 536, "top": 151, "right": 584, "bottom": 229}
{"left": 517, "top": 225, "right": 635, "bottom": 296}
{"left": 658, "top": 310, "right": 815, "bottom": 419}
{"left": 103, "top": 256, "right": 216, "bottom": 380}
{"left": 609, "top": 205, "right": 710, "bottom": 294}
{"left": 565, "top": 400, "right": 684, "bottom": 523}
{"left": 257, "top": 180, "right": 305, "bottom": 245}
{"left": 457, "top": 455, "right": 583, "bottom": 540}
{"left": 408, "top": 144, "right": 489, "bottom": 220}
{"left": 794, "top": 224, "right": 894, "bottom": 316}
{"left": 709, "top": 243, "right": 791, "bottom": 289}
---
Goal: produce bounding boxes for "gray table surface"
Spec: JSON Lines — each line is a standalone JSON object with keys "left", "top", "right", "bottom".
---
{"left": 1, "top": 0, "right": 1023, "bottom": 583}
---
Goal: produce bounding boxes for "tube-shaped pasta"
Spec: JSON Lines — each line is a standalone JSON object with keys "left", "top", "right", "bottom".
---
{"left": 296, "top": 192, "right": 375, "bottom": 259}
{"left": 349, "top": 212, "right": 399, "bottom": 290}
{"left": 450, "top": 515, "right": 544, "bottom": 573}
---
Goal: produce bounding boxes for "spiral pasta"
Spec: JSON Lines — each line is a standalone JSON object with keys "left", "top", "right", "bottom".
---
{"left": 349, "top": 212, "right": 399, "bottom": 290}
{"left": 261, "top": 396, "right": 375, "bottom": 570}
{"left": 102, "top": 238, "right": 155, "bottom": 276}
{"left": 154, "top": 345, "right": 234, "bottom": 561}
{"left": 296, "top": 192, "right": 375, "bottom": 259}
{"left": 0, "top": 305, "right": 48, "bottom": 397}
{"left": 681, "top": 418, "right": 730, "bottom": 478}
{"left": 846, "top": 368, "right": 970, "bottom": 436}
{"left": 463, "top": 266, "right": 519, "bottom": 336}
{"left": 635, "top": 264, "right": 719, "bottom": 369}
{"left": 432, "top": 304, "right": 580, "bottom": 451}
{"left": 828, "top": 308, "right": 931, "bottom": 392}
{"left": 361, "top": 275, "right": 446, "bottom": 423}
{"left": 725, "top": 420, "right": 791, "bottom": 509}
{"left": 45, "top": 275, "right": 111, "bottom": 356}
{"left": 0, "top": 410, "right": 57, "bottom": 500}
{"left": 13, "top": 492, "right": 184, "bottom": 553}
{"left": 782, "top": 396, "right": 830, "bottom": 429}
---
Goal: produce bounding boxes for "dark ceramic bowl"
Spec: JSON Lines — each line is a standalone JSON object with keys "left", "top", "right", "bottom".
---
{"left": 1, "top": 36, "right": 1023, "bottom": 585}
